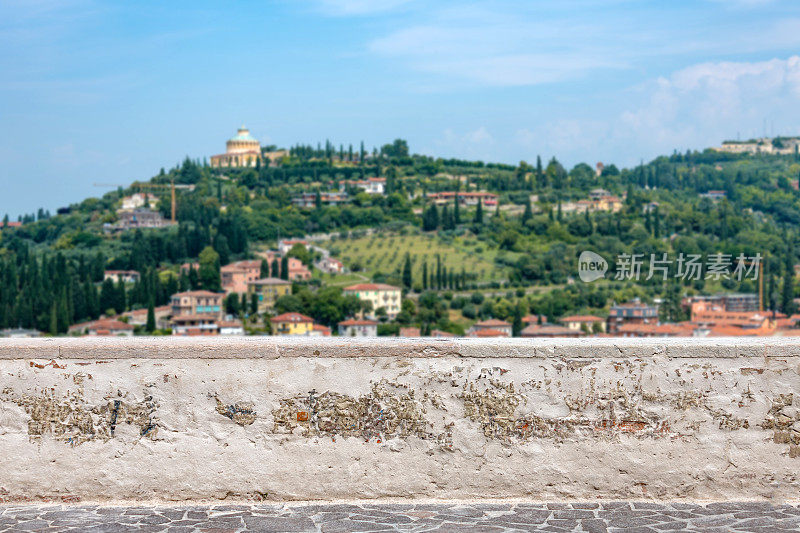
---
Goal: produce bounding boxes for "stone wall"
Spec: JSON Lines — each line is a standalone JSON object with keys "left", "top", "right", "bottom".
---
{"left": 1, "top": 338, "right": 799, "bottom": 503}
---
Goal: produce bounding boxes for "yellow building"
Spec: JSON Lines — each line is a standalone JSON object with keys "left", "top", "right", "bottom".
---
{"left": 247, "top": 277, "right": 292, "bottom": 313}
{"left": 343, "top": 283, "right": 402, "bottom": 320}
{"left": 270, "top": 312, "right": 314, "bottom": 336}
{"left": 210, "top": 126, "right": 262, "bottom": 168}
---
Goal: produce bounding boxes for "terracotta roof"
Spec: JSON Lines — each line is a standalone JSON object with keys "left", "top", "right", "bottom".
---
{"left": 172, "top": 314, "right": 218, "bottom": 322}
{"left": 520, "top": 324, "right": 578, "bottom": 336}
{"left": 339, "top": 319, "right": 379, "bottom": 326}
{"left": 271, "top": 312, "right": 314, "bottom": 323}
{"left": 522, "top": 315, "right": 547, "bottom": 324}
{"left": 470, "top": 328, "right": 510, "bottom": 338}
{"left": 75, "top": 319, "right": 134, "bottom": 331}
{"left": 172, "top": 290, "right": 224, "bottom": 298}
{"left": 312, "top": 324, "right": 331, "bottom": 335}
{"left": 474, "top": 319, "right": 511, "bottom": 327}
{"left": 344, "top": 283, "right": 401, "bottom": 291}
{"left": 399, "top": 327, "right": 421, "bottom": 337}
{"left": 248, "top": 277, "right": 291, "bottom": 285}
{"left": 560, "top": 315, "right": 604, "bottom": 322}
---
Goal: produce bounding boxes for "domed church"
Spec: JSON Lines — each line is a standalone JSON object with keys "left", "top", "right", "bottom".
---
{"left": 210, "top": 126, "right": 262, "bottom": 168}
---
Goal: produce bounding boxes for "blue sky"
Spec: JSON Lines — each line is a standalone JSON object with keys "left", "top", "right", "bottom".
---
{"left": 3, "top": 0, "right": 800, "bottom": 217}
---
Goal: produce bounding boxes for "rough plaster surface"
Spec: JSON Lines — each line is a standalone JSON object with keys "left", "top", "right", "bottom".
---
{"left": 0, "top": 338, "right": 799, "bottom": 503}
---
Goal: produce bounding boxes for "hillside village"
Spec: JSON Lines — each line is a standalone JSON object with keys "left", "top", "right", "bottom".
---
{"left": 3, "top": 128, "right": 800, "bottom": 339}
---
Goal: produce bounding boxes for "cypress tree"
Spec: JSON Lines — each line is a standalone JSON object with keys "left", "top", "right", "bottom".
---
{"left": 402, "top": 253, "right": 412, "bottom": 290}
{"left": 522, "top": 196, "right": 532, "bottom": 223}
{"left": 474, "top": 198, "right": 483, "bottom": 224}
{"left": 280, "top": 256, "right": 289, "bottom": 280}
{"left": 146, "top": 298, "right": 156, "bottom": 332}
{"left": 422, "top": 262, "right": 428, "bottom": 290}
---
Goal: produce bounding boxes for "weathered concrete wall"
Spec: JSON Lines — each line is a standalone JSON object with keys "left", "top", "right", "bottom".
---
{"left": 1, "top": 338, "right": 799, "bottom": 503}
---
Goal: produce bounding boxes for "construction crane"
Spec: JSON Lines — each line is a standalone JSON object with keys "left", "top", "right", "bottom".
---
{"left": 93, "top": 180, "right": 193, "bottom": 222}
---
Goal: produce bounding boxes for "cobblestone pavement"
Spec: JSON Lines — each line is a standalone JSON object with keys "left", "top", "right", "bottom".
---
{"left": 2, "top": 501, "right": 800, "bottom": 532}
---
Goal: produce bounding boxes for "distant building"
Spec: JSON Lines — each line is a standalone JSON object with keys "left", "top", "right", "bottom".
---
{"left": 338, "top": 319, "right": 378, "bottom": 337}
{"left": 343, "top": 283, "right": 402, "bottom": 320}
{"left": 120, "top": 193, "right": 158, "bottom": 211}
{"left": 293, "top": 192, "right": 349, "bottom": 208}
{"left": 715, "top": 137, "right": 800, "bottom": 155}
{"left": 520, "top": 324, "right": 581, "bottom": 338}
{"left": 340, "top": 177, "right": 386, "bottom": 195}
{"left": 317, "top": 257, "right": 345, "bottom": 274}
{"left": 69, "top": 319, "right": 134, "bottom": 336}
{"left": 607, "top": 299, "right": 659, "bottom": 334}
{"left": 120, "top": 305, "right": 171, "bottom": 329}
{"left": 287, "top": 257, "right": 312, "bottom": 281}
{"left": 468, "top": 328, "right": 510, "bottom": 338}
{"left": 219, "top": 320, "right": 245, "bottom": 336}
{"left": 172, "top": 315, "right": 219, "bottom": 336}
{"left": 427, "top": 191, "right": 498, "bottom": 207}
{"left": 0, "top": 328, "right": 41, "bottom": 338}
{"left": 310, "top": 324, "right": 331, "bottom": 337}
{"left": 278, "top": 240, "right": 308, "bottom": 255}
{"left": 221, "top": 260, "right": 262, "bottom": 294}
{"left": 399, "top": 327, "right": 421, "bottom": 337}
{"left": 115, "top": 209, "right": 174, "bottom": 230}
{"left": 247, "top": 278, "right": 291, "bottom": 313}
{"left": 104, "top": 270, "right": 141, "bottom": 284}
{"left": 468, "top": 319, "right": 512, "bottom": 337}
{"left": 271, "top": 312, "right": 315, "bottom": 336}
{"left": 170, "top": 290, "right": 224, "bottom": 321}
{"left": 210, "top": 126, "right": 262, "bottom": 168}
{"left": 559, "top": 315, "right": 606, "bottom": 333}
{"left": 700, "top": 190, "right": 726, "bottom": 201}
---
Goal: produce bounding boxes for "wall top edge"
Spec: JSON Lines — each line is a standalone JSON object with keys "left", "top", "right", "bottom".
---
{"left": 0, "top": 337, "right": 797, "bottom": 359}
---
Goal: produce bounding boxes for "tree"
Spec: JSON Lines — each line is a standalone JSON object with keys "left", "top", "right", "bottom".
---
{"left": 146, "top": 298, "right": 156, "bottom": 332}
{"left": 782, "top": 247, "right": 796, "bottom": 315}
{"left": 422, "top": 204, "right": 439, "bottom": 231}
{"left": 474, "top": 198, "right": 483, "bottom": 224}
{"left": 522, "top": 196, "right": 532, "bottom": 223}
{"left": 512, "top": 303, "right": 523, "bottom": 337}
{"left": 402, "top": 253, "right": 413, "bottom": 290}
{"left": 422, "top": 262, "right": 428, "bottom": 290}
{"left": 198, "top": 246, "right": 221, "bottom": 291}
{"left": 260, "top": 259, "right": 270, "bottom": 278}
{"left": 280, "top": 256, "right": 289, "bottom": 280}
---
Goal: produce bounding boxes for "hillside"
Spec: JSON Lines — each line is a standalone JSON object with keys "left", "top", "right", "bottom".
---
{"left": 2, "top": 138, "right": 800, "bottom": 336}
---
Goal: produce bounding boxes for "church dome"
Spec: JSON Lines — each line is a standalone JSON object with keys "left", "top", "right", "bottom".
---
{"left": 229, "top": 126, "right": 258, "bottom": 143}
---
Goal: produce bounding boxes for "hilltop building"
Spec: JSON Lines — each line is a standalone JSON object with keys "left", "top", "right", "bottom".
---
{"left": 715, "top": 137, "right": 800, "bottom": 155}
{"left": 247, "top": 278, "right": 291, "bottom": 313}
{"left": 607, "top": 299, "right": 659, "bottom": 334}
{"left": 221, "top": 260, "right": 262, "bottom": 294}
{"left": 338, "top": 319, "right": 378, "bottom": 337}
{"left": 170, "top": 290, "right": 224, "bottom": 321}
{"left": 468, "top": 319, "right": 512, "bottom": 337}
{"left": 343, "top": 283, "right": 402, "bottom": 320}
{"left": 210, "top": 126, "right": 261, "bottom": 168}
{"left": 103, "top": 270, "right": 141, "bottom": 284}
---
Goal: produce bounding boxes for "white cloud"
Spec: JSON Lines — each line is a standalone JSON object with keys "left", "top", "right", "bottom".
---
{"left": 509, "top": 56, "right": 800, "bottom": 166}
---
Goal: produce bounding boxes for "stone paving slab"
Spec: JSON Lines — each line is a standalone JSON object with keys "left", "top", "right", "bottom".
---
{"left": 1, "top": 502, "right": 799, "bottom": 532}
